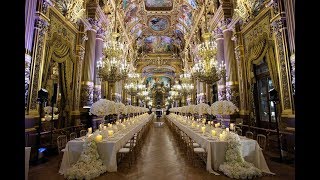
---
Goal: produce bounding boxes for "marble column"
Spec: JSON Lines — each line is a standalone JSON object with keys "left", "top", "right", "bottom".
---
{"left": 222, "top": 20, "right": 239, "bottom": 107}
{"left": 93, "top": 27, "right": 104, "bottom": 102}
{"left": 284, "top": 0, "right": 295, "bottom": 94}
{"left": 25, "top": 0, "right": 38, "bottom": 109}
{"left": 80, "top": 18, "right": 98, "bottom": 107}
{"left": 214, "top": 27, "right": 226, "bottom": 101}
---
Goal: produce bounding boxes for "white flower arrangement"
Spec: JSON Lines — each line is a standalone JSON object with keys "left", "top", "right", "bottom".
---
{"left": 187, "top": 105, "right": 196, "bottom": 114}
{"left": 89, "top": 99, "right": 115, "bottom": 116}
{"left": 44, "top": 106, "right": 58, "bottom": 114}
{"left": 64, "top": 132, "right": 107, "bottom": 180}
{"left": 219, "top": 132, "right": 262, "bottom": 179}
{"left": 194, "top": 103, "right": 210, "bottom": 115}
{"left": 211, "top": 100, "right": 239, "bottom": 116}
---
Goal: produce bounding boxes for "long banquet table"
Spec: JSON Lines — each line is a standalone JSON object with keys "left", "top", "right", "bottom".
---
{"left": 166, "top": 114, "right": 274, "bottom": 175}
{"left": 59, "top": 114, "right": 154, "bottom": 174}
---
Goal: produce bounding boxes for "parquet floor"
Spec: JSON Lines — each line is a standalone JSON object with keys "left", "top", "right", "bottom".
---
{"left": 29, "top": 117, "right": 295, "bottom": 180}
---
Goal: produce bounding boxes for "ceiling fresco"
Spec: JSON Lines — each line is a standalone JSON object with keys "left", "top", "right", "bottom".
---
{"left": 148, "top": 16, "right": 169, "bottom": 31}
{"left": 141, "top": 36, "right": 174, "bottom": 53}
{"left": 115, "top": 0, "right": 204, "bottom": 77}
{"left": 145, "top": 0, "right": 173, "bottom": 11}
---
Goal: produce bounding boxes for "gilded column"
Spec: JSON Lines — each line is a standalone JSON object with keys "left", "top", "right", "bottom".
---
{"left": 80, "top": 18, "right": 98, "bottom": 107}
{"left": 222, "top": 19, "right": 239, "bottom": 107}
{"left": 93, "top": 27, "right": 104, "bottom": 102}
{"left": 27, "top": 0, "right": 51, "bottom": 114}
{"left": 73, "top": 29, "right": 86, "bottom": 112}
{"left": 270, "top": 1, "right": 294, "bottom": 116}
{"left": 214, "top": 27, "right": 226, "bottom": 101}
{"left": 233, "top": 27, "right": 249, "bottom": 116}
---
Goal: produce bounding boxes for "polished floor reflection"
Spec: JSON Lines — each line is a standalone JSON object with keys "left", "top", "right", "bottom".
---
{"left": 29, "top": 117, "right": 295, "bottom": 180}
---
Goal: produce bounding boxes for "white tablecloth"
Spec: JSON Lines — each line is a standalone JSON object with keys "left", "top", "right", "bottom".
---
{"left": 167, "top": 114, "right": 273, "bottom": 175}
{"left": 25, "top": 147, "right": 31, "bottom": 180}
{"left": 59, "top": 114, "right": 153, "bottom": 174}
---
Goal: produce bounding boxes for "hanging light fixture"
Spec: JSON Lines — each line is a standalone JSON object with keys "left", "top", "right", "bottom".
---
{"left": 191, "top": 2, "right": 226, "bottom": 85}
{"left": 97, "top": 7, "right": 128, "bottom": 83}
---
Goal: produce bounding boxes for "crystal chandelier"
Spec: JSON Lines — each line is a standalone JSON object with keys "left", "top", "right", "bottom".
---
{"left": 97, "top": 9, "right": 128, "bottom": 83}
{"left": 124, "top": 72, "right": 146, "bottom": 96}
{"left": 192, "top": 32, "right": 226, "bottom": 84}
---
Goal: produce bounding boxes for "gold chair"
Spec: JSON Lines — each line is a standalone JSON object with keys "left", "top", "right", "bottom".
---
{"left": 257, "top": 134, "right": 267, "bottom": 150}
{"left": 246, "top": 131, "right": 254, "bottom": 139}
{"left": 236, "top": 128, "right": 242, "bottom": 136}
{"left": 69, "top": 132, "right": 77, "bottom": 141}
{"left": 79, "top": 130, "right": 87, "bottom": 137}
{"left": 57, "top": 135, "right": 67, "bottom": 168}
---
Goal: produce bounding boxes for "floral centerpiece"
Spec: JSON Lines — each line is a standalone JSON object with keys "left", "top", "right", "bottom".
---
{"left": 44, "top": 106, "right": 59, "bottom": 121}
{"left": 64, "top": 131, "right": 107, "bottom": 179}
{"left": 219, "top": 132, "right": 262, "bottom": 179}
{"left": 210, "top": 100, "right": 239, "bottom": 116}
{"left": 194, "top": 103, "right": 210, "bottom": 116}
{"left": 89, "top": 99, "right": 115, "bottom": 117}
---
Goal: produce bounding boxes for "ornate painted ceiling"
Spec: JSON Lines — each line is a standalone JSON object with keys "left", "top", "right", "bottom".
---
{"left": 103, "top": 0, "right": 205, "bottom": 78}
{"left": 119, "top": 0, "right": 199, "bottom": 55}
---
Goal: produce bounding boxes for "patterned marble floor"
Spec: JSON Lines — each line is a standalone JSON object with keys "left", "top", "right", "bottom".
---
{"left": 28, "top": 117, "right": 295, "bottom": 180}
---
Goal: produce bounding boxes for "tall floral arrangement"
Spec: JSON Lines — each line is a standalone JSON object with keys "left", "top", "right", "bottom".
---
{"left": 211, "top": 100, "right": 239, "bottom": 116}
{"left": 64, "top": 132, "right": 107, "bottom": 179}
{"left": 219, "top": 132, "right": 262, "bottom": 179}
{"left": 194, "top": 103, "right": 210, "bottom": 115}
{"left": 44, "top": 106, "right": 59, "bottom": 114}
{"left": 89, "top": 99, "right": 114, "bottom": 116}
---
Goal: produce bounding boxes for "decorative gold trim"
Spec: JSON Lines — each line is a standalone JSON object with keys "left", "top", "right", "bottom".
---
{"left": 226, "top": 81, "right": 239, "bottom": 85}
{"left": 81, "top": 81, "right": 94, "bottom": 85}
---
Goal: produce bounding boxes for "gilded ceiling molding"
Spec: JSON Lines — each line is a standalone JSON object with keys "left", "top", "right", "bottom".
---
{"left": 55, "top": 0, "right": 86, "bottom": 24}
{"left": 184, "top": 4, "right": 205, "bottom": 52}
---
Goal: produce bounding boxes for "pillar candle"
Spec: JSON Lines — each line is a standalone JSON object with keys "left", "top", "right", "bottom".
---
{"left": 230, "top": 123, "right": 235, "bottom": 131}
{"left": 88, "top": 127, "right": 92, "bottom": 134}
{"left": 108, "top": 130, "right": 114, "bottom": 137}
{"left": 201, "top": 126, "right": 206, "bottom": 134}
{"left": 95, "top": 134, "right": 102, "bottom": 142}
{"left": 211, "top": 130, "right": 216, "bottom": 136}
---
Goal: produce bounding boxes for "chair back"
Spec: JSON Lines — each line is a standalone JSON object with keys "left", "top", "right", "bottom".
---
{"left": 80, "top": 130, "right": 87, "bottom": 137}
{"left": 57, "top": 135, "right": 67, "bottom": 153}
{"left": 235, "top": 118, "right": 243, "bottom": 124}
{"left": 257, "top": 134, "right": 267, "bottom": 150}
{"left": 70, "top": 132, "right": 77, "bottom": 140}
{"left": 245, "top": 131, "right": 254, "bottom": 139}
{"left": 236, "top": 128, "right": 242, "bottom": 136}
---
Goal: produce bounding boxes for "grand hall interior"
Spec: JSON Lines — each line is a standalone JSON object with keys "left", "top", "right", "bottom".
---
{"left": 24, "top": 0, "right": 295, "bottom": 179}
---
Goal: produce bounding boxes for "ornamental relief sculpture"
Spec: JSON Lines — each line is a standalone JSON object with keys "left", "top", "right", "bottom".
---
{"left": 30, "top": 19, "right": 50, "bottom": 110}
{"left": 271, "top": 18, "right": 291, "bottom": 110}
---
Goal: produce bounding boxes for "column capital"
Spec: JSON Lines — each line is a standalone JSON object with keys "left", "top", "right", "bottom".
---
{"left": 213, "top": 27, "right": 224, "bottom": 40}
{"left": 219, "top": 18, "right": 232, "bottom": 32}
{"left": 41, "top": 0, "right": 54, "bottom": 14}
{"left": 86, "top": 18, "right": 100, "bottom": 32}
{"left": 35, "top": 18, "right": 49, "bottom": 35}
{"left": 96, "top": 27, "right": 106, "bottom": 40}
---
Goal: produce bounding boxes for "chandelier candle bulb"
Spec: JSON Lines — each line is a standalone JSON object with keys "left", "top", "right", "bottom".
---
{"left": 88, "top": 127, "right": 92, "bottom": 134}
{"left": 226, "top": 128, "right": 230, "bottom": 132}
{"left": 103, "top": 126, "right": 107, "bottom": 130}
